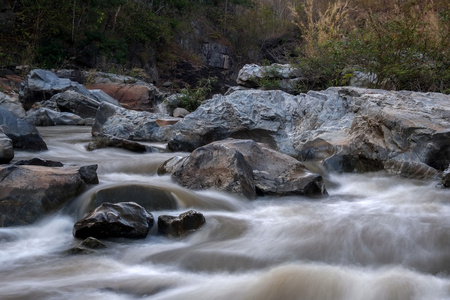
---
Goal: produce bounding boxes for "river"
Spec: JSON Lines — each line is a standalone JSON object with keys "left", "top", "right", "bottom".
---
{"left": 1, "top": 126, "right": 450, "bottom": 300}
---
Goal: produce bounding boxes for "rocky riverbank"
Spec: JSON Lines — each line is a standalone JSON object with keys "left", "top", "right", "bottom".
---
{"left": 1, "top": 65, "right": 450, "bottom": 230}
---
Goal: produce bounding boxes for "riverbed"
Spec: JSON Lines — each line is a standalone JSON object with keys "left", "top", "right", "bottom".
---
{"left": 1, "top": 126, "right": 450, "bottom": 300}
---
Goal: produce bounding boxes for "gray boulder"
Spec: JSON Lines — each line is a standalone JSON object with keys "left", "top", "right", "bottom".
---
{"left": 0, "top": 128, "right": 14, "bottom": 164}
{"left": 0, "top": 165, "right": 87, "bottom": 227}
{"left": 25, "top": 107, "right": 83, "bottom": 126}
{"left": 0, "top": 92, "right": 26, "bottom": 118}
{"left": 162, "top": 139, "right": 326, "bottom": 199}
{"left": 73, "top": 202, "right": 154, "bottom": 239}
{"left": 158, "top": 210, "right": 206, "bottom": 237}
{"left": 92, "top": 102, "right": 168, "bottom": 142}
{"left": 87, "top": 133, "right": 160, "bottom": 152}
{"left": 0, "top": 106, "right": 47, "bottom": 150}
{"left": 167, "top": 87, "right": 450, "bottom": 177}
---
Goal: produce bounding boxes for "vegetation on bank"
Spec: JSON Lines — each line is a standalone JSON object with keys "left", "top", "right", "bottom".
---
{"left": 0, "top": 0, "right": 448, "bottom": 94}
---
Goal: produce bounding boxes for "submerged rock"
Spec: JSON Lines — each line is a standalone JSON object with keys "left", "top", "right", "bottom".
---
{"left": 67, "top": 237, "right": 107, "bottom": 255}
{"left": 158, "top": 210, "right": 205, "bottom": 237}
{"left": 73, "top": 202, "right": 154, "bottom": 239}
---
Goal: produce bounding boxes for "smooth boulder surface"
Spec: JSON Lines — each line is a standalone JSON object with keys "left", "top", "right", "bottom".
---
{"left": 168, "top": 140, "right": 257, "bottom": 199}
{"left": 73, "top": 202, "right": 154, "bottom": 239}
{"left": 0, "top": 128, "right": 14, "bottom": 164}
{"left": 158, "top": 210, "right": 206, "bottom": 237}
{"left": 167, "top": 87, "right": 450, "bottom": 177}
{"left": 0, "top": 106, "right": 47, "bottom": 150}
{"left": 0, "top": 165, "right": 87, "bottom": 226}
{"left": 162, "top": 139, "right": 326, "bottom": 199}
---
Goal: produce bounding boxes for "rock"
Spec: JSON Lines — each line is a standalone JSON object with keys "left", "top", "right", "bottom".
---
{"left": 19, "top": 69, "right": 120, "bottom": 111}
{"left": 167, "top": 87, "right": 450, "bottom": 178}
{"left": 14, "top": 157, "right": 63, "bottom": 167}
{"left": 165, "top": 139, "right": 326, "bottom": 198}
{"left": 73, "top": 202, "right": 154, "bottom": 239}
{"left": 219, "top": 139, "right": 326, "bottom": 196}
{"left": 67, "top": 237, "right": 107, "bottom": 255}
{"left": 0, "top": 165, "right": 86, "bottom": 227}
{"left": 0, "top": 92, "right": 26, "bottom": 118}
{"left": 158, "top": 210, "right": 205, "bottom": 237}
{"left": 201, "top": 42, "right": 232, "bottom": 69}
{"left": 0, "top": 128, "right": 14, "bottom": 164}
{"left": 0, "top": 106, "right": 47, "bottom": 150}
{"left": 91, "top": 102, "right": 168, "bottom": 142}
{"left": 155, "top": 117, "right": 181, "bottom": 127}
{"left": 157, "top": 156, "right": 186, "bottom": 175}
{"left": 442, "top": 165, "right": 450, "bottom": 188}
{"left": 173, "top": 107, "right": 190, "bottom": 118}
{"left": 171, "top": 141, "right": 257, "bottom": 199}
{"left": 87, "top": 133, "right": 160, "bottom": 153}
{"left": 78, "top": 164, "right": 99, "bottom": 184}
{"left": 25, "top": 107, "right": 83, "bottom": 126}
{"left": 85, "top": 72, "right": 165, "bottom": 111}
{"left": 236, "top": 63, "right": 304, "bottom": 93}
{"left": 51, "top": 90, "right": 101, "bottom": 118}
{"left": 91, "top": 184, "right": 178, "bottom": 212}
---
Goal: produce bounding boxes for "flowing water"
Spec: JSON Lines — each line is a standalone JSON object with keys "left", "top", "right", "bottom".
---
{"left": 2, "top": 126, "right": 450, "bottom": 300}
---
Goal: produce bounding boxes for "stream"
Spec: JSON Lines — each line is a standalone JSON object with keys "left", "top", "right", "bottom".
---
{"left": 1, "top": 126, "right": 450, "bottom": 300}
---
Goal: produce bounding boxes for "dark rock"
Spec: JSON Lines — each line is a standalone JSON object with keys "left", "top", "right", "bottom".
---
{"left": 73, "top": 202, "right": 154, "bottom": 239}
{"left": 67, "top": 237, "right": 107, "bottom": 255}
{"left": 91, "top": 184, "right": 178, "bottom": 211}
{"left": 201, "top": 42, "right": 232, "bottom": 69}
{"left": 0, "top": 107, "right": 47, "bottom": 150}
{"left": 87, "top": 133, "right": 159, "bottom": 153}
{"left": 78, "top": 164, "right": 99, "bottom": 184}
{"left": 51, "top": 90, "right": 101, "bottom": 118}
{"left": 158, "top": 210, "right": 205, "bottom": 237}
{"left": 0, "top": 165, "right": 86, "bottom": 227}
{"left": 442, "top": 165, "right": 450, "bottom": 188}
{"left": 14, "top": 157, "right": 64, "bottom": 167}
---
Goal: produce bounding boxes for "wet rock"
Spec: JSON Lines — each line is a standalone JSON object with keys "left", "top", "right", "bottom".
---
{"left": 0, "top": 106, "right": 47, "bottom": 150}
{"left": 0, "top": 165, "right": 86, "bottom": 227}
{"left": 73, "top": 202, "right": 154, "bottom": 239}
{"left": 14, "top": 157, "right": 63, "bottom": 167}
{"left": 158, "top": 210, "right": 205, "bottom": 237}
{"left": 0, "top": 128, "right": 14, "bottom": 164}
{"left": 78, "top": 164, "right": 99, "bottom": 184}
{"left": 67, "top": 237, "right": 107, "bottom": 255}
{"left": 91, "top": 184, "right": 178, "bottom": 212}
{"left": 87, "top": 133, "right": 159, "bottom": 153}
{"left": 171, "top": 140, "right": 256, "bottom": 199}
{"left": 442, "top": 165, "right": 450, "bottom": 188}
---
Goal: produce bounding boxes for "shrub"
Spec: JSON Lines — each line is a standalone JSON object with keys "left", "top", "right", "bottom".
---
{"left": 178, "top": 77, "right": 218, "bottom": 112}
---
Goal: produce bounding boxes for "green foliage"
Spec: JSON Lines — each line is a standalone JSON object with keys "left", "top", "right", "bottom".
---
{"left": 178, "top": 77, "right": 218, "bottom": 112}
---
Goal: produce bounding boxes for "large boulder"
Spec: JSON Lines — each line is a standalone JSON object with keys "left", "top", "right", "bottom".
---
{"left": 167, "top": 87, "right": 450, "bottom": 178}
{"left": 19, "top": 69, "right": 119, "bottom": 111}
{"left": 0, "top": 91, "right": 26, "bottom": 118}
{"left": 158, "top": 210, "right": 206, "bottom": 237}
{"left": 0, "top": 106, "right": 47, "bottom": 150}
{"left": 51, "top": 89, "right": 103, "bottom": 118}
{"left": 237, "top": 63, "right": 304, "bottom": 94}
{"left": 0, "top": 165, "right": 88, "bottom": 226}
{"left": 73, "top": 202, "right": 154, "bottom": 239}
{"left": 161, "top": 139, "right": 326, "bottom": 199}
{"left": 85, "top": 71, "right": 165, "bottom": 112}
{"left": 91, "top": 102, "right": 169, "bottom": 142}
{"left": 0, "top": 128, "right": 14, "bottom": 164}
{"left": 25, "top": 107, "right": 83, "bottom": 126}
